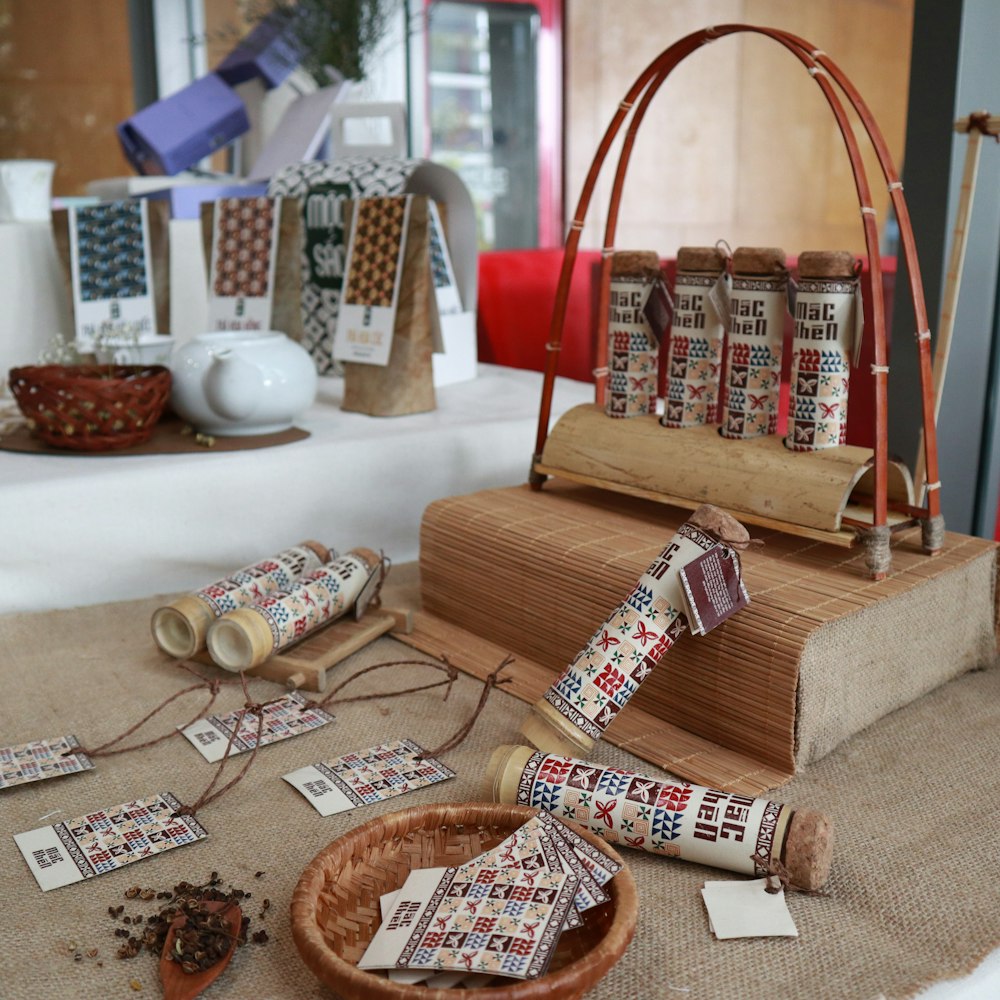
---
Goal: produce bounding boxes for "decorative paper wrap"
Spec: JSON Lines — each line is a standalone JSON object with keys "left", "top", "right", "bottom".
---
{"left": 785, "top": 251, "right": 859, "bottom": 451}
{"left": 521, "top": 505, "right": 748, "bottom": 756}
{"left": 206, "top": 548, "right": 378, "bottom": 671}
{"left": 605, "top": 251, "right": 661, "bottom": 418}
{"left": 719, "top": 247, "right": 788, "bottom": 439}
{"left": 487, "top": 745, "right": 833, "bottom": 890}
{"left": 151, "top": 540, "right": 329, "bottom": 659}
{"left": 661, "top": 246, "right": 728, "bottom": 428}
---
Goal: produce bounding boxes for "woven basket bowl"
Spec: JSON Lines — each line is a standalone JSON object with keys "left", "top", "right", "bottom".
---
{"left": 291, "top": 802, "right": 637, "bottom": 1000}
{"left": 9, "top": 364, "right": 172, "bottom": 451}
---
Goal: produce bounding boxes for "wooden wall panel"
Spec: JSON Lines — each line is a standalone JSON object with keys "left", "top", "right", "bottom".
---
{"left": 565, "top": 0, "right": 914, "bottom": 257}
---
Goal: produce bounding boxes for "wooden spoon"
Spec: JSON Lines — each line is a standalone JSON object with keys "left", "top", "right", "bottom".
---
{"left": 159, "top": 899, "right": 242, "bottom": 1000}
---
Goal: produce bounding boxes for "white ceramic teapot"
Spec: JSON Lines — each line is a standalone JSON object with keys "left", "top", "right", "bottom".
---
{"left": 170, "top": 331, "right": 318, "bottom": 436}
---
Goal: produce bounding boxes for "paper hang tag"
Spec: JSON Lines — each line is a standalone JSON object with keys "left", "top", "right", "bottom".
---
{"left": 679, "top": 544, "right": 750, "bottom": 636}
{"left": 701, "top": 878, "right": 799, "bottom": 939}
{"left": 0, "top": 735, "right": 94, "bottom": 790}
{"left": 851, "top": 281, "right": 865, "bottom": 368}
{"left": 642, "top": 276, "right": 673, "bottom": 346}
{"left": 706, "top": 271, "right": 732, "bottom": 330}
{"left": 14, "top": 792, "right": 207, "bottom": 892}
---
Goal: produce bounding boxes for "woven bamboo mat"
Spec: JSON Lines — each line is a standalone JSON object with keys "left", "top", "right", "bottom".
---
{"left": 407, "top": 482, "right": 998, "bottom": 793}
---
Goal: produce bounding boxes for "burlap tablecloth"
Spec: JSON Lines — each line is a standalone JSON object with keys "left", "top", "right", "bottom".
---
{"left": 1, "top": 595, "right": 998, "bottom": 999}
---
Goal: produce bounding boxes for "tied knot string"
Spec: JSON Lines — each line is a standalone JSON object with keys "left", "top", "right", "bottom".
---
{"left": 751, "top": 852, "right": 829, "bottom": 897}
{"left": 968, "top": 111, "right": 1000, "bottom": 142}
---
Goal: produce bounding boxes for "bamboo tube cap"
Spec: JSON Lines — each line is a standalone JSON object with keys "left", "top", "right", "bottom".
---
{"left": 483, "top": 743, "right": 536, "bottom": 802}
{"left": 676, "top": 246, "right": 727, "bottom": 274}
{"left": 207, "top": 608, "right": 274, "bottom": 673}
{"left": 688, "top": 503, "right": 751, "bottom": 548}
{"left": 782, "top": 808, "right": 834, "bottom": 890}
{"left": 520, "top": 700, "right": 595, "bottom": 758}
{"left": 797, "top": 250, "right": 857, "bottom": 280}
{"left": 610, "top": 250, "right": 661, "bottom": 279}
{"left": 732, "top": 246, "right": 786, "bottom": 276}
{"left": 151, "top": 595, "right": 214, "bottom": 658}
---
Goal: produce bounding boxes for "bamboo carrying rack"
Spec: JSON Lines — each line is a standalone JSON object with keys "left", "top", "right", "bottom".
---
{"left": 530, "top": 24, "right": 944, "bottom": 579}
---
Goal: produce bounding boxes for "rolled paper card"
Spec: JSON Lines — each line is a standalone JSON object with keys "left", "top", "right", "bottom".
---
{"left": 151, "top": 541, "right": 329, "bottom": 658}
{"left": 605, "top": 251, "right": 662, "bottom": 419}
{"left": 719, "top": 247, "right": 788, "bottom": 440}
{"left": 520, "top": 505, "right": 749, "bottom": 757}
{"left": 661, "top": 246, "right": 728, "bottom": 428}
{"left": 486, "top": 745, "right": 834, "bottom": 890}
{"left": 206, "top": 547, "right": 380, "bottom": 672}
{"left": 785, "top": 250, "right": 859, "bottom": 452}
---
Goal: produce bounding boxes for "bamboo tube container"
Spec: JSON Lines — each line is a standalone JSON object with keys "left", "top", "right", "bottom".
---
{"left": 605, "top": 251, "right": 662, "bottom": 418}
{"left": 520, "top": 505, "right": 749, "bottom": 757}
{"left": 151, "top": 541, "right": 329, "bottom": 659}
{"left": 786, "top": 251, "right": 859, "bottom": 451}
{"left": 486, "top": 744, "right": 833, "bottom": 890}
{"left": 206, "top": 548, "right": 379, "bottom": 672}
{"left": 719, "top": 247, "right": 788, "bottom": 439}
{"left": 660, "top": 246, "right": 728, "bottom": 428}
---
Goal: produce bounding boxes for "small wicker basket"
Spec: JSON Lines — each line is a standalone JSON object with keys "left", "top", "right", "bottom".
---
{"left": 9, "top": 364, "right": 172, "bottom": 452}
{"left": 291, "top": 802, "right": 637, "bottom": 999}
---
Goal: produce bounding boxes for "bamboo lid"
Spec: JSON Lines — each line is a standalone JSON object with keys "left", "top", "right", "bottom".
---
{"left": 797, "top": 250, "right": 857, "bottom": 280}
{"left": 689, "top": 503, "right": 751, "bottom": 548}
{"left": 782, "top": 807, "right": 834, "bottom": 890}
{"left": 483, "top": 743, "right": 536, "bottom": 802}
{"left": 610, "top": 250, "right": 661, "bottom": 280}
{"left": 676, "top": 246, "right": 727, "bottom": 274}
{"left": 151, "top": 595, "right": 214, "bottom": 658}
{"left": 520, "top": 700, "right": 596, "bottom": 758}
{"left": 207, "top": 607, "right": 274, "bottom": 672}
{"left": 732, "top": 246, "right": 786, "bottom": 276}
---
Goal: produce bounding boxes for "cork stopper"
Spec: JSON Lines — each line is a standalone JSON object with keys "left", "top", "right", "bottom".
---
{"left": 782, "top": 808, "right": 834, "bottom": 890}
{"left": 207, "top": 607, "right": 275, "bottom": 672}
{"left": 610, "top": 250, "right": 661, "bottom": 280}
{"left": 797, "top": 251, "right": 857, "bottom": 280}
{"left": 347, "top": 547, "right": 380, "bottom": 573}
{"left": 151, "top": 595, "right": 215, "bottom": 658}
{"left": 520, "top": 700, "right": 595, "bottom": 758}
{"left": 676, "top": 246, "right": 727, "bottom": 275}
{"left": 303, "top": 539, "right": 332, "bottom": 563}
{"left": 688, "top": 504, "right": 751, "bottom": 549}
{"left": 732, "top": 246, "right": 786, "bottom": 276}
{"left": 483, "top": 744, "right": 536, "bottom": 802}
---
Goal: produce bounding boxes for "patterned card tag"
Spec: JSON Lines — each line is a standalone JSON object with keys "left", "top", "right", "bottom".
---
{"left": 426, "top": 199, "right": 460, "bottom": 353}
{"left": 0, "top": 735, "right": 94, "bottom": 791}
{"left": 334, "top": 195, "right": 413, "bottom": 366}
{"left": 283, "top": 738, "right": 454, "bottom": 817}
{"left": 206, "top": 195, "right": 281, "bottom": 332}
{"left": 679, "top": 545, "right": 750, "bottom": 636}
{"left": 359, "top": 864, "right": 579, "bottom": 980}
{"left": 181, "top": 692, "right": 333, "bottom": 763}
{"left": 642, "top": 277, "right": 673, "bottom": 346}
{"left": 14, "top": 792, "right": 207, "bottom": 892}
{"left": 531, "top": 808, "right": 622, "bottom": 887}
{"left": 68, "top": 199, "right": 157, "bottom": 349}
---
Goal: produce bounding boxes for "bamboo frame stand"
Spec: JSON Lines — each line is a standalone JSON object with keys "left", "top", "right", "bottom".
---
{"left": 530, "top": 24, "right": 944, "bottom": 578}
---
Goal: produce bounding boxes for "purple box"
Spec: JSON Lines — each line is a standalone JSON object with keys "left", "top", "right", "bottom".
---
{"left": 117, "top": 73, "right": 250, "bottom": 176}
{"left": 215, "top": 13, "right": 302, "bottom": 89}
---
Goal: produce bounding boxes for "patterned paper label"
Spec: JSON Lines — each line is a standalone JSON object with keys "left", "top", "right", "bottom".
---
{"left": 283, "top": 738, "right": 455, "bottom": 817}
{"left": 360, "top": 865, "right": 578, "bottom": 980}
{"left": 606, "top": 276, "right": 659, "bottom": 419}
{"left": 661, "top": 272, "right": 727, "bottom": 427}
{"left": 181, "top": 692, "right": 333, "bottom": 763}
{"left": 517, "top": 751, "right": 784, "bottom": 876}
{"left": 786, "top": 278, "right": 855, "bottom": 451}
{"left": 679, "top": 546, "right": 749, "bottom": 635}
{"left": 0, "top": 735, "right": 93, "bottom": 790}
{"left": 14, "top": 792, "right": 207, "bottom": 891}
{"left": 206, "top": 196, "right": 281, "bottom": 332}
{"left": 69, "top": 199, "right": 157, "bottom": 348}
{"left": 719, "top": 275, "right": 787, "bottom": 439}
{"left": 542, "top": 522, "right": 715, "bottom": 741}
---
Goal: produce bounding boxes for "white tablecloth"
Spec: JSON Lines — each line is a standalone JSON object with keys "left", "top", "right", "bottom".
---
{"left": 1, "top": 365, "right": 590, "bottom": 615}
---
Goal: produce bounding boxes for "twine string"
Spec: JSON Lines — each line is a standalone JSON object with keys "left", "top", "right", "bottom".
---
{"left": 751, "top": 851, "right": 829, "bottom": 897}
{"left": 308, "top": 657, "right": 460, "bottom": 713}
{"left": 968, "top": 111, "right": 1000, "bottom": 142}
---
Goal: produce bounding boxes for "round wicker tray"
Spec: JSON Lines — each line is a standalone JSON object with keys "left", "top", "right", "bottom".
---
{"left": 291, "top": 802, "right": 637, "bottom": 999}
{"left": 8, "top": 363, "right": 172, "bottom": 451}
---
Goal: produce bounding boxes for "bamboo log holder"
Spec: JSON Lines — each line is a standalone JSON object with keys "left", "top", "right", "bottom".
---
{"left": 530, "top": 24, "right": 944, "bottom": 579}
